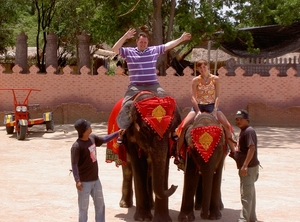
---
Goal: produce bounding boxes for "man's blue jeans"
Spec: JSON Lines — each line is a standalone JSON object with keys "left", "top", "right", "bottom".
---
{"left": 77, "top": 179, "right": 105, "bottom": 222}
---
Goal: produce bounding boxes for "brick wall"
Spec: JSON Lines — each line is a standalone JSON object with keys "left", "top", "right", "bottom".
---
{"left": 0, "top": 64, "right": 299, "bottom": 126}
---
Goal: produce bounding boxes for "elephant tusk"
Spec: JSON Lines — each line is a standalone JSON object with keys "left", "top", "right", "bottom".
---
{"left": 134, "top": 122, "right": 140, "bottom": 131}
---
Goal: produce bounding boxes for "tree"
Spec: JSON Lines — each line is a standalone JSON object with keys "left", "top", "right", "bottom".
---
{"left": 32, "top": 0, "right": 57, "bottom": 72}
{"left": 0, "top": 0, "right": 22, "bottom": 54}
{"left": 11, "top": 0, "right": 300, "bottom": 72}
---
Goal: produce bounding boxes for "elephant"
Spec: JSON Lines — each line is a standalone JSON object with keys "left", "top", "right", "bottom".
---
{"left": 177, "top": 113, "right": 227, "bottom": 221}
{"left": 106, "top": 92, "right": 181, "bottom": 222}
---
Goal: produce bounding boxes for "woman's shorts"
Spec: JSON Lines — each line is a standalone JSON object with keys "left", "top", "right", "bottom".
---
{"left": 191, "top": 103, "right": 215, "bottom": 113}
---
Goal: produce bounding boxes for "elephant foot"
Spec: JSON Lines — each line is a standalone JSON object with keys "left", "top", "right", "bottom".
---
{"left": 178, "top": 212, "right": 195, "bottom": 222}
{"left": 153, "top": 214, "right": 172, "bottom": 222}
{"left": 208, "top": 210, "right": 222, "bottom": 220}
{"left": 200, "top": 210, "right": 222, "bottom": 220}
{"left": 119, "top": 199, "right": 133, "bottom": 208}
{"left": 194, "top": 203, "right": 201, "bottom": 211}
{"left": 219, "top": 200, "right": 224, "bottom": 210}
{"left": 200, "top": 211, "right": 209, "bottom": 220}
{"left": 134, "top": 211, "right": 153, "bottom": 221}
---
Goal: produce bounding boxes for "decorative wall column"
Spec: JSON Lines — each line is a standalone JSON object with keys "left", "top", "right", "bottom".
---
{"left": 77, "top": 31, "right": 90, "bottom": 74}
{"left": 15, "top": 32, "right": 28, "bottom": 73}
{"left": 46, "top": 31, "right": 58, "bottom": 73}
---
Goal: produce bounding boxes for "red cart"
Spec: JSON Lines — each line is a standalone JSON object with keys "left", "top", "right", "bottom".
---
{"left": 1, "top": 88, "right": 54, "bottom": 140}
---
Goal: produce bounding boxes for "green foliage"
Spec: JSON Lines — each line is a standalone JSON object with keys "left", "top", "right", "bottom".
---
{"left": 2, "top": 0, "right": 300, "bottom": 66}
{"left": 91, "top": 0, "right": 152, "bottom": 45}
{"left": 0, "top": 0, "right": 23, "bottom": 53}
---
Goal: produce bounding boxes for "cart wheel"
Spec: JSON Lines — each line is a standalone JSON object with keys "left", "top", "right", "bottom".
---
{"left": 46, "top": 120, "right": 54, "bottom": 131}
{"left": 6, "top": 126, "right": 14, "bottom": 134}
{"left": 17, "top": 125, "right": 27, "bottom": 140}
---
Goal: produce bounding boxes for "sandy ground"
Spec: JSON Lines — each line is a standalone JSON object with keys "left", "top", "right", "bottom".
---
{"left": 0, "top": 123, "right": 300, "bottom": 222}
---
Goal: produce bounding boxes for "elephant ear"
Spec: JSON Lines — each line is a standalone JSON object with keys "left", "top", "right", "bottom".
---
{"left": 191, "top": 126, "right": 223, "bottom": 163}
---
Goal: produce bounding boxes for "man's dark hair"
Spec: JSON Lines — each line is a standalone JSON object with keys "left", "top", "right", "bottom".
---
{"left": 137, "top": 32, "right": 148, "bottom": 39}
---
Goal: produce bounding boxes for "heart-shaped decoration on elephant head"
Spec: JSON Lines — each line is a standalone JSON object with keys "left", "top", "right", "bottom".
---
{"left": 191, "top": 125, "right": 222, "bottom": 162}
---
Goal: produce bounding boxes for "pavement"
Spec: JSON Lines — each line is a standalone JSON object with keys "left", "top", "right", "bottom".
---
{"left": 0, "top": 123, "right": 299, "bottom": 222}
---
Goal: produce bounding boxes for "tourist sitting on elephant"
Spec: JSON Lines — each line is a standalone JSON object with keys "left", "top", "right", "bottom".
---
{"left": 175, "top": 59, "right": 237, "bottom": 162}
{"left": 111, "top": 28, "right": 192, "bottom": 144}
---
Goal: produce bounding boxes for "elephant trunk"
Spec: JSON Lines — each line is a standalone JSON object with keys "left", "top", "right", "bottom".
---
{"left": 161, "top": 184, "right": 178, "bottom": 198}
{"left": 151, "top": 141, "right": 178, "bottom": 199}
{"left": 152, "top": 169, "right": 178, "bottom": 199}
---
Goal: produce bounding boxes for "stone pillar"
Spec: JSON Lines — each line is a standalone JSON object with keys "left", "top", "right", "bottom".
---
{"left": 77, "top": 31, "right": 90, "bottom": 73}
{"left": 46, "top": 31, "right": 58, "bottom": 73}
{"left": 15, "top": 32, "right": 28, "bottom": 73}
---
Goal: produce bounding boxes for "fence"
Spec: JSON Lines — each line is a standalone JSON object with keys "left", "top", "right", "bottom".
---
{"left": 0, "top": 58, "right": 300, "bottom": 126}
{"left": 0, "top": 31, "right": 299, "bottom": 126}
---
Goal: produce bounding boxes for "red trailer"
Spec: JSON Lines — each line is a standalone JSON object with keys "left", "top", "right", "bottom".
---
{"left": 1, "top": 88, "right": 54, "bottom": 140}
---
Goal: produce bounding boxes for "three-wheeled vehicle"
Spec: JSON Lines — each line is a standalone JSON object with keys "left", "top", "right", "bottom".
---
{"left": 1, "top": 88, "right": 54, "bottom": 140}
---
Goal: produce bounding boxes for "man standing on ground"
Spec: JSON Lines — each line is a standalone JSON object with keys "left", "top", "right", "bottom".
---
{"left": 112, "top": 28, "right": 192, "bottom": 143}
{"left": 71, "top": 118, "right": 122, "bottom": 222}
{"left": 235, "top": 109, "right": 260, "bottom": 222}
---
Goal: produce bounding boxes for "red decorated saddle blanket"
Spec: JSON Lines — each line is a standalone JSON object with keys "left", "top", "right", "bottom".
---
{"left": 191, "top": 125, "right": 223, "bottom": 163}
{"left": 134, "top": 96, "right": 176, "bottom": 139}
{"left": 106, "top": 98, "right": 126, "bottom": 166}
{"left": 106, "top": 95, "right": 177, "bottom": 166}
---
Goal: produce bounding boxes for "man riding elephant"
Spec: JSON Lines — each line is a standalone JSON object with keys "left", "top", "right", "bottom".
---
{"left": 111, "top": 28, "right": 192, "bottom": 144}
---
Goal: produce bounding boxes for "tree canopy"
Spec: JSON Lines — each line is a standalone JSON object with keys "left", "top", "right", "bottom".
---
{"left": 0, "top": 0, "right": 24, "bottom": 54}
{"left": 2, "top": 0, "right": 300, "bottom": 71}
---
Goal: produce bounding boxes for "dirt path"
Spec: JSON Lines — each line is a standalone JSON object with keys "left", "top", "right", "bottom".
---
{"left": 0, "top": 123, "right": 299, "bottom": 222}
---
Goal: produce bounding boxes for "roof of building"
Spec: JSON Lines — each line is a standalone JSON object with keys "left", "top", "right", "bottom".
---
{"left": 219, "top": 21, "right": 300, "bottom": 58}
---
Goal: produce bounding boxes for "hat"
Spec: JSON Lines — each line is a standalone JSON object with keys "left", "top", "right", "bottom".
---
{"left": 235, "top": 109, "right": 249, "bottom": 120}
{"left": 74, "top": 119, "right": 91, "bottom": 137}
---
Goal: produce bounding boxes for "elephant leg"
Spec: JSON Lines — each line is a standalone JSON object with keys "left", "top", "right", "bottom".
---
{"left": 199, "top": 158, "right": 216, "bottom": 220}
{"left": 194, "top": 175, "right": 203, "bottom": 210}
{"left": 200, "top": 153, "right": 223, "bottom": 220}
{"left": 195, "top": 171, "right": 223, "bottom": 213}
{"left": 127, "top": 145, "right": 152, "bottom": 221}
{"left": 119, "top": 159, "right": 133, "bottom": 208}
{"left": 178, "top": 154, "right": 199, "bottom": 222}
{"left": 209, "top": 158, "right": 224, "bottom": 220}
{"left": 152, "top": 157, "right": 172, "bottom": 222}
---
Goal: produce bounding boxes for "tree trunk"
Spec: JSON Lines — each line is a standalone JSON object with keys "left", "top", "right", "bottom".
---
{"left": 166, "top": 0, "right": 176, "bottom": 42}
{"left": 152, "top": 0, "right": 168, "bottom": 76}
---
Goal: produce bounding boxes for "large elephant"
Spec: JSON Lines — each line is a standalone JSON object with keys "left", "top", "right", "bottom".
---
{"left": 177, "top": 113, "right": 227, "bottom": 221}
{"left": 106, "top": 92, "right": 181, "bottom": 222}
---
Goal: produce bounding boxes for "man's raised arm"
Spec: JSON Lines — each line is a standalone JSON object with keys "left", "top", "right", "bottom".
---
{"left": 165, "top": 32, "right": 192, "bottom": 51}
{"left": 112, "top": 28, "right": 136, "bottom": 54}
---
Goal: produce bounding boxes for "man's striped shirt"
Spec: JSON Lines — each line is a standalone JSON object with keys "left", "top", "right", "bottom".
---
{"left": 119, "top": 45, "right": 165, "bottom": 85}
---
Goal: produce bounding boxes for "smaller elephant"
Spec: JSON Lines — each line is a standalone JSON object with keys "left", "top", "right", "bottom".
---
{"left": 178, "top": 113, "right": 227, "bottom": 221}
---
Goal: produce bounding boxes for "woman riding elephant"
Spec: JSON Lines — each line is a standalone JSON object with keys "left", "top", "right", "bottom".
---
{"left": 177, "top": 113, "right": 227, "bottom": 221}
{"left": 175, "top": 59, "right": 236, "bottom": 163}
